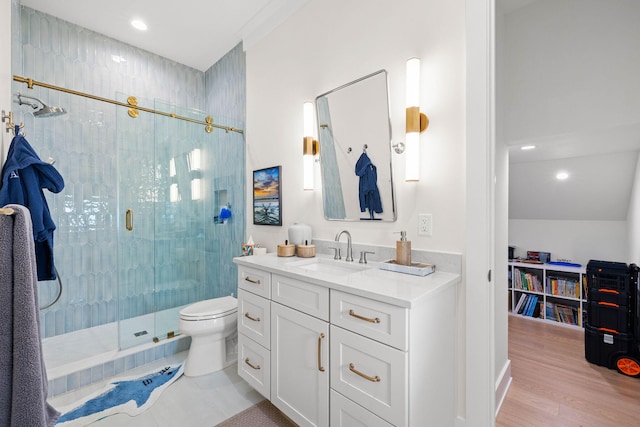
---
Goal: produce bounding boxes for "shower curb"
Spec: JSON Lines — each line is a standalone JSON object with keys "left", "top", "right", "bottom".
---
{"left": 47, "top": 335, "right": 191, "bottom": 398}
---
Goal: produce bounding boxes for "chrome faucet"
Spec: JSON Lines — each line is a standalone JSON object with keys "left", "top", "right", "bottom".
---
{"left": 335, "top": 230, "right": 353, "bottom": 262}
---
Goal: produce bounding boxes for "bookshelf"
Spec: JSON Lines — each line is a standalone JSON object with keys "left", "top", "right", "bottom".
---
{"left": 508, "top": 261, "right": 587, "bottom": 328}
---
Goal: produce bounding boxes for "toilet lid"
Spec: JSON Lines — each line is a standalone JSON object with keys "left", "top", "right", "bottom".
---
{"left": 180, "top": 296, "right": 237, "bottom": 320}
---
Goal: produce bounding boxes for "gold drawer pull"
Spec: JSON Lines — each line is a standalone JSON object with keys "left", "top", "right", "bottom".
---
{"left": 244, "top": 277, "right": 261, "bottom": 285}
{"left": 349, "top": 363, "right": 380, "bottom": 382}
{"left": 349, "top": 309, "right": 380, "bottom": 324}
{"left": 318, "top": 333, "right": 326, "bottom": 372}
{"left": 244, "top": 358, "right": 261, "bottom": 370}
{"left": 244, "top": 312, "right": 260, "bottom": 322}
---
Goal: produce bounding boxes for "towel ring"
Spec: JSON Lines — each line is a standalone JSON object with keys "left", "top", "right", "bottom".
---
{"left": 40, "top": 267, "right": 62, "bottom": 310}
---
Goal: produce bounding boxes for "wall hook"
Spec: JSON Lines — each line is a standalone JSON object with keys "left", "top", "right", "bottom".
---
{"left": 392, "top": 142, "right": 405, "bottom": 154}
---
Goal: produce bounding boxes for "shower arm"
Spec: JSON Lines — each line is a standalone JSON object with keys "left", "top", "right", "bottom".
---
{"left": 16, "top": 92, "right": 45, "bottom": 110}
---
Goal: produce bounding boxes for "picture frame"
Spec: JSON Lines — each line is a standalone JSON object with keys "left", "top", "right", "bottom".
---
{"left": 253, "top": 166, "right": 282, "bottom": 226}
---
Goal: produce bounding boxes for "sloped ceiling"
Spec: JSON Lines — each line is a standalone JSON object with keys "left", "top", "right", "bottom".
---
{"left": 19, "top": 0, "right": 309, "bottom": 72}
{"left": 500, "top": 0, "right": 640, "bottom": 221}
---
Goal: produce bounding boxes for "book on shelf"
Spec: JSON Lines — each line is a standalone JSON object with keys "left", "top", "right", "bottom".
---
{"left": 545, "top": 301, "right": 578, "bottom": 325}
{"left": 527, "top": 295, "right": 539, "bottom": 317}
{"left": 532, "top": 297, "right": 541, "bottom": 318}
{"left": 520, "top": 294, "right": 532, "bottom": 315}
{"left": 546, "top": 276, "right": 580, "bottom": 298}
{"left": 514, "top": 268, "right": 543, "bottom": 292}
{"left": 518, "top": 294, "right": 539, "bottom": 317}
{"left": 514, "top": 293, "right": 527, "bottom": 313}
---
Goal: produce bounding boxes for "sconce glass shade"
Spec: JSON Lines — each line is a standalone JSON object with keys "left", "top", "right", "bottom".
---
{"left": 406, "top": 58, "right": 420, "bottom": 109}
{"left": 170, "top": 183, "right": 180, "bottom": 202}
{"left": 191, "top": 178, "right": 201, "bottom": 200}
{"left": 406, "top": 57, "right": 421, "bottom": 181}
{"left": 405, "top": 132, "right": 420, "bottom": 181}
{"left": 188, "top": 148, "right": 201, "bottom": 171}
{"left": 303, "top": 102, "right": 316, "bottom": 190}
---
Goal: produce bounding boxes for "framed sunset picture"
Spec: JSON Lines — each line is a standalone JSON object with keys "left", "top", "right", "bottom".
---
{"left": 253, "top": 166, "right": 282, "bottom": 226}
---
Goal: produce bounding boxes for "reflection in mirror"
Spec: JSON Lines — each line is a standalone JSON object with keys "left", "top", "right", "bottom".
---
{"left": 316, "top": 70, "right": 396, "bottom": 221}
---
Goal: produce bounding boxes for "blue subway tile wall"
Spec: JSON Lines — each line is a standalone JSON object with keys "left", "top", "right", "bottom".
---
{"left": 204, "top": 42, "right": 246, "bottom": 300}
{"left": 12, "top": 3, "right": 246, "bottom": 385}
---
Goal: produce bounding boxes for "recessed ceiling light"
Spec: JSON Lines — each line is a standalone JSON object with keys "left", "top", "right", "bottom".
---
{"left": 556, "top": 171, "right": 569, "bottom": 180}
{"left": 520, "top": 145, "right": 536, "bottom": 150}
{"left": 131, "top": 19, "right": 148, "bottom": 31}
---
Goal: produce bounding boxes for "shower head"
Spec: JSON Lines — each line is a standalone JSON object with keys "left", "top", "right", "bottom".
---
{"left": 16, "top": 92, "right": 66, "bottom": 118}
{"left": 33, "top": 105, "right": 66, "bottom": 118}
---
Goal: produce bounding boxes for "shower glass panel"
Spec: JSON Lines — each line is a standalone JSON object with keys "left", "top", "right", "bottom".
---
{"left": 116, "top": 95, "right": 209, "bottom": 349}
{"left": 153, "top": 100, "right": 209, "bottom": 340}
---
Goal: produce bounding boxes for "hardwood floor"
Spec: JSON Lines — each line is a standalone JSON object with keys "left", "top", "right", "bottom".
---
{"left": 496, "top": 316, "right": 640, "bottom": 426}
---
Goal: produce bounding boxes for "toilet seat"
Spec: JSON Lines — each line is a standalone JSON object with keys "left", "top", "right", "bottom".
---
{"left": 180, "top": 296, "right": 237, "bottom": 321}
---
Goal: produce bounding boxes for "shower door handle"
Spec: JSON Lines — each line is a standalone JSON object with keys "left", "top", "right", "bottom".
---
{"left": 126, "top": 209, "right": 133, "bottom": 231}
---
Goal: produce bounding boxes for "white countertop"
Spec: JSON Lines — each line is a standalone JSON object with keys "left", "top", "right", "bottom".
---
{"left": 233, "top": 253, "right": 461, "bottom": 308}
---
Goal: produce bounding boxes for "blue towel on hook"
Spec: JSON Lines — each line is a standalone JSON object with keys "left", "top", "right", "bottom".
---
{"left": 0, "top": 130, "right": 64, "bottom": 281}
{"left": 355, "top": 152, "right": 383, "bottom": 216}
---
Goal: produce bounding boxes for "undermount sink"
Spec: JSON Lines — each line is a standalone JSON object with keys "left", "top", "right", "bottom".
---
{"left": 288, "top": 257, "right": 369, "bottom": 275}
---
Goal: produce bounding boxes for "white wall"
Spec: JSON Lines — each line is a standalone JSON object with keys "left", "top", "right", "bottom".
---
{"left": 244, "top": 0, "right": 465, "bottom": 254}
{"left": 509, "top": 219, "right": 628, "bottom": 265}
{"left": 627, "top": 155, "right": 640, "bottom": 264}
{"left": 245, "top": 0, "right": 470, "bottom": 420}
{"left": 503, "top": 0, "right": 639, "bottom": 266}
{"left": 503, "top": 0, "right": 640, "bottom": 144}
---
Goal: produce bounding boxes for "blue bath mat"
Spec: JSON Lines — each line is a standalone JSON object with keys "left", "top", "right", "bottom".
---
{"left": 55, "top": 363, "right": 184, "bottom": 426}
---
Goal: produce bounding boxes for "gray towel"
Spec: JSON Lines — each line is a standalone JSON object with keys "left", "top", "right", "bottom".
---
{"left": 0, "top": 204, "right": 60, "bottom": 426}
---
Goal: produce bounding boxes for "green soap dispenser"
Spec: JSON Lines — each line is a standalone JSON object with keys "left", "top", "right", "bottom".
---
{"left": 396, "top": 231, "right": 411, "bottom": 266}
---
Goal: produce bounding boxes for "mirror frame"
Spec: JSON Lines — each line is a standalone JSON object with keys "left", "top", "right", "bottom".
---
{"left": 315, "top": 70, "right": 397, "bottom": 222}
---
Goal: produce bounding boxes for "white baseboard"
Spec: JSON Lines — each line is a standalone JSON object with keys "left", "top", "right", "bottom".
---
{"left": 495, "top": 359, "right": 512, "bottom": 417}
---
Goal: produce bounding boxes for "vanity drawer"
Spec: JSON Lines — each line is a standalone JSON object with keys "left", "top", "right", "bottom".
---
{"left": 272, "top": 274, "right": 329, "bottom": 321}
{"left": 238, "top": 265, "right": 271, "bottom": 298}
{"left": 330, "top": 325, "right": 407, "bottom": 426}
{"left": 330, "top": 290, "right": 408, "bottom": 350}
{"left": 330, "top": 390, "right": 393, "bottom": 427}
{"left": 238, "top": 333, "right": 270, "bottom": 399}
{"left": 238, "top": 289, "right": 271, "bottom": 349}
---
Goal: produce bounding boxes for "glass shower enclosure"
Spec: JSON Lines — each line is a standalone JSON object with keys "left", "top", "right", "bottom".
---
{"left": 117, "top": 97, "right": 209, "bottom": 349}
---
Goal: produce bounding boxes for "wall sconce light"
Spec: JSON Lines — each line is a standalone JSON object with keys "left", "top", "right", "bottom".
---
{"left": 303, "top": 102, "right": 319, "bottom": 190}
{"left": 170, "top": 183, "right": 180, "bottom": 202}
{"left": 191, "top": 178, "right": 201, "bottom": 200}
{"left": 188, "top": 148, "right": 201, "bottom": 171}
{"left": 405, "top": 57, "right": 429, "bottom": 182}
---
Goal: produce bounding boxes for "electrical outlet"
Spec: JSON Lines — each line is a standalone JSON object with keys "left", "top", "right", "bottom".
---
{"left": 418, "top": 213, "right": 432, "bottom": 236}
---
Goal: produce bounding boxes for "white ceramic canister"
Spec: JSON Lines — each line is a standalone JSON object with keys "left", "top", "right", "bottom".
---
{"left": 288, "top": 223, "right": 312, "bottom": 246}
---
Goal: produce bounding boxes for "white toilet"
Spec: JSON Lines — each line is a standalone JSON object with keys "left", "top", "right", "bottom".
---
{"left": 179, "top": 295, "right": 238, "bottom": 377}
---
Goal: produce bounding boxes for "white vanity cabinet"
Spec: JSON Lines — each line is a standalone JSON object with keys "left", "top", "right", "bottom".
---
{"left": 234, "top": 254, "right": 459, "bottom": 427}
{"left": 271, "top": 273, "right": 330, "bottom": 427}
{"left": 237, "top": 266, "right": 272, "bottom": 399}
{"left": 271, "top": 301, "right": 329, "bottom": 427}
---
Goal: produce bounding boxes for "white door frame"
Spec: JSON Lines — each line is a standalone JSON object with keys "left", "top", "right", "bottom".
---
{"left": 465, "top": 0, "right": 496, "bottom": 425}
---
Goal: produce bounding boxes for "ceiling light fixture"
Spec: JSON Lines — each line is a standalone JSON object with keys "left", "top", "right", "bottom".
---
{"left": 131, "top": 19, "right": 148, "bottom": 31}
{"left": 520, "top": 145, "right": 535, "bottom": 150}
{"left": 556, "top": 171, "right": 569, "bottom": 180}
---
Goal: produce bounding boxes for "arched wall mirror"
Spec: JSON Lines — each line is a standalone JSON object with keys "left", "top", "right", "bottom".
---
{"left": 316, "top": 70, "right": 397, "bottom": 222}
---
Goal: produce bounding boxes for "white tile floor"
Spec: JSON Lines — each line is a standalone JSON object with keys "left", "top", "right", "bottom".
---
{"left": 49, "top": 352, "right": 264, "bottom": 427}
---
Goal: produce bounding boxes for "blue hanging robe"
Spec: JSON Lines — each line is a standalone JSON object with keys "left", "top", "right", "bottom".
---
{"left": 355, "top": 152, "right": 383, "bottom": 218}
{"left": 0, "top": 128, "right": 64, "bottom": 280}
